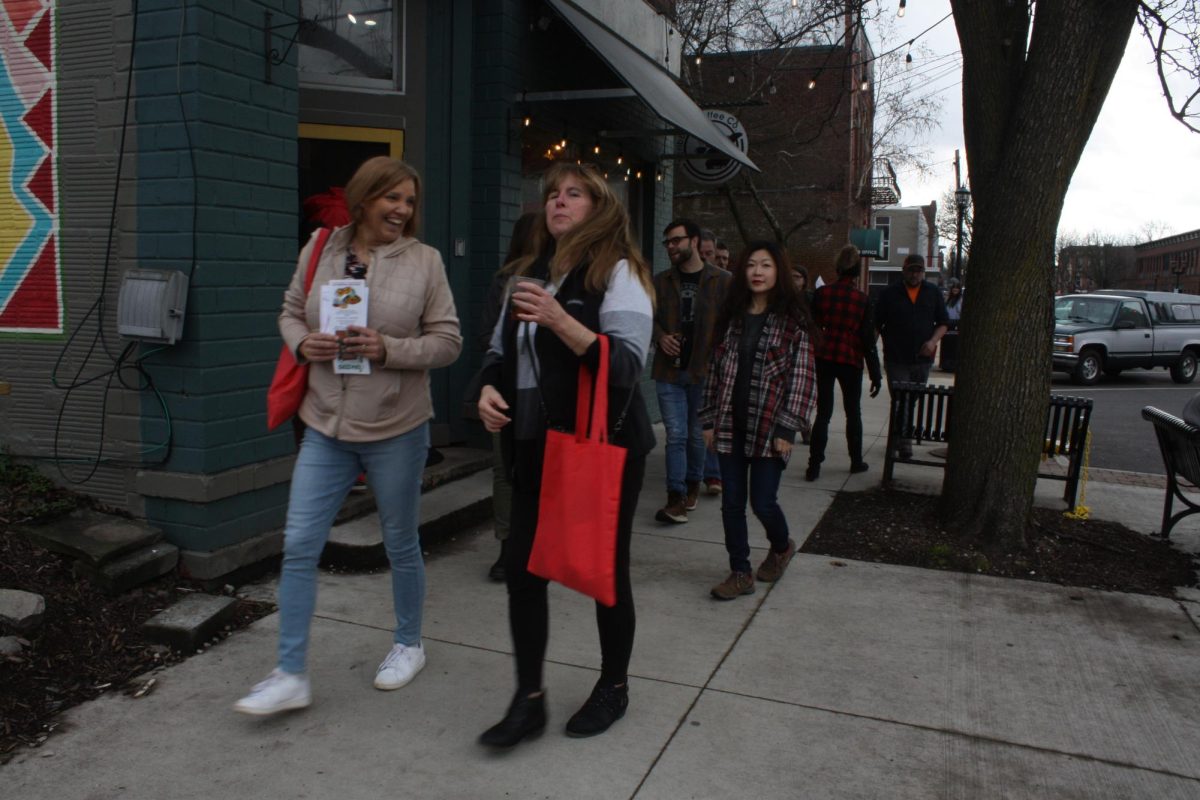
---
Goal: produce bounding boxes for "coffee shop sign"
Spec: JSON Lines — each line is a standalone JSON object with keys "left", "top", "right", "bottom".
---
{"left": 681, "top": 110, "right": 748, "bottom": 186}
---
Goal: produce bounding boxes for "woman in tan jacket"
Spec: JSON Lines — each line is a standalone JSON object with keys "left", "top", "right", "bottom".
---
{"left": 235, "top": 157, "right": 462, "bottom": 716}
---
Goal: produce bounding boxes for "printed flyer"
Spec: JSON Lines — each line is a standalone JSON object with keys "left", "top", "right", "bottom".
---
{"left": 320, "top": 279, "right": 371, "bottom": 375}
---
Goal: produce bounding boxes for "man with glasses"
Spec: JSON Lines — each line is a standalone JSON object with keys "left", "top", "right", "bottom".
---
{"left": 652, "top": 219, "right": 732, "bottom": 523}
{"left": 874, "top": 254, "right": 949, "bottom": 460}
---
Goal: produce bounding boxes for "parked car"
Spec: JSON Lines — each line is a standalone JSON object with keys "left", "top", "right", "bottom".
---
{"left": 1052, "top": 290, "right": 1200, "bottom": 385}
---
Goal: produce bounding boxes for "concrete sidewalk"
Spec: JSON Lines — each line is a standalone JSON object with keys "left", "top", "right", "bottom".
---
{"left": 6, "top": 383, "right": 1200, "bottom": 798}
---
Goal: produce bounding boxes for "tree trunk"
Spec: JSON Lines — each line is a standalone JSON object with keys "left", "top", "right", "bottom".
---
{"left": 942, "top": 0, "right": 1139, "bottom": 549}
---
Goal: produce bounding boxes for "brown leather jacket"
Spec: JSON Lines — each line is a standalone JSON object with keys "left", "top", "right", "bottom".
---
{"left": 279, "top": 226, "right": 462, "bottom": 442}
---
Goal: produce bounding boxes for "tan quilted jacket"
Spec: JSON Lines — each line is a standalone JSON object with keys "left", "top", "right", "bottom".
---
{"left": 279, "top": 226, "right": 462, "bottom": 442}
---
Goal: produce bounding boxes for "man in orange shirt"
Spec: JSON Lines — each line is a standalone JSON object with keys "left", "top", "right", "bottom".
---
{"left": 874, "top": 255, "right": 949, "bottom": 460}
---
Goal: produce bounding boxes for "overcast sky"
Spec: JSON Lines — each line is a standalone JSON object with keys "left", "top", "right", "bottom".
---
{"left": 877, "top": 2, "right": 1200, "bottom": 241}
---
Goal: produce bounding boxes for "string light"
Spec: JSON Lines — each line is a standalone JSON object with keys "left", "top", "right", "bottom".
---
{"left": 695, "top": 55, "right": 702, "bottom": 65}
{"left": 635, "top": 170, "right": 643, "bottom": 179}
{"left": 364, "top": 19, "right": 377, "bottom": 26}
{"left": 656, "top": 171, "right": 663, "bottom": 182}
{"left": 347, "top": 13, "right": 357, "bottom": 23}
{"left": 860, "top": 72, "right": 869, "bottom": 91}
{"left": 616, "top": 152, "right": 624, "bottom": 165}
{"left": 768, "top": 76, "right": 777, "bottom": 95}
{"left": 905, "top": 52, "right": 913, "bottom": 67}
{"left": 727, "top": 71, "right": 735, "bottom": 84}
{"left": 791, "top": 0, "right": 799, "bottom": 7}
{"left": 593, "top": 142, "right": 601, "bottom": 155}
{"left": 523, "top": 115, "right": 532, "bottom": 127}
{"left": 898, "top": 0, "right": 906, "bottom": 17}
{"left": 807, "top": 77, "right": 817, "bottom": 90}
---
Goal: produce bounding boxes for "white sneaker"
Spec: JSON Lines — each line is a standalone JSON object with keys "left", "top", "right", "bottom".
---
{"left": 374, "top": 642, "right": 426, "bottom": 690}
{"left": 233, "top": 669, "right": 311, "bottom": 716}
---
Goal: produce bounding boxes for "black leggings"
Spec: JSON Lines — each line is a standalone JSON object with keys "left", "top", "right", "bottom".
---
{"left": 808, "top": 359, "right": 865, "bottom": 465}
{"left": 504, "top": 451, "right": 646, "bottom": 693}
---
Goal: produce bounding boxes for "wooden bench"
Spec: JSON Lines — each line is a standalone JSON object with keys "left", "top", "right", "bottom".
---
{"left": 1142, "top": 406, "right": 1200, "bottom": 538}
{"left": 883, "top": 382, "right": 1094, "bottom": 509}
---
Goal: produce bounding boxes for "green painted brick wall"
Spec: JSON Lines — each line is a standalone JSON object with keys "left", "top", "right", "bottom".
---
{"left": 146, "top": 483, "right": 291, "bottom": 551}
{"left": 134, "top": 0, "right": 298, "bottom": 545}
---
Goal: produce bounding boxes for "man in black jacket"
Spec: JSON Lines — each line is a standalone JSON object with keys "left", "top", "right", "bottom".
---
{"left": 874, "top": 255, "right": 949, "bottom": 459}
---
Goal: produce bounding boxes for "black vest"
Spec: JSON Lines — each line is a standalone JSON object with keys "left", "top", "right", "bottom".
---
{"left": 497, "top": 261, "right": 654, "bottom": 490}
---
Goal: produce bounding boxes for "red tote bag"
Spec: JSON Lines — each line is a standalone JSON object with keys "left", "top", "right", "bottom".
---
{"left": 527, "top": 335, "right": 627, "bottom": 607}
{"left": 266, "top": 227, "right": 332, "bottom": 431}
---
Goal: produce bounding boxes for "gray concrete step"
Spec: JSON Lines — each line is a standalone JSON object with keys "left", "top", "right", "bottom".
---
{"left": 72, "top": 542, "right": 180, "bottom": 595}
{"left": 321, "top": 468, "right": 494, "bottom": 570}
{"left": 13, "top": 509, "right": 162, "bottom": 566}
{"left": 141, "top": 593, "right": 238, "bottom": 652}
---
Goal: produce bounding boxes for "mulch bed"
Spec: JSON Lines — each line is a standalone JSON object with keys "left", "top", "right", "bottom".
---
{"left": 0, "top": 461, "right": 274, "bottom": 761}
{"left": 801, "top": 489, "right": 1198, "bottom": 597}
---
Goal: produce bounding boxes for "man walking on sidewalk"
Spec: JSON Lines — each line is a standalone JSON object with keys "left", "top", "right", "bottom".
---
{"left": 652, "top": 219, "right": 732, "bottom": 523}
{"left": 874, "top": 254, "right": 949, "bottom": 460}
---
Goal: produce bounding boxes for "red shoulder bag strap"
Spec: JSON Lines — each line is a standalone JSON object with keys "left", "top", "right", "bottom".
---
{"left": 575, "top": 335, "right": 610, "bottom": 444}
{"left": 302, "top": 227, "right": 333, "bottom": 295}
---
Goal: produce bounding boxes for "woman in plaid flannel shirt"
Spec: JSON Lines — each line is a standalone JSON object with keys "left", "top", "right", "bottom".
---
{"left": 701, "top": 241, "right": 817, "bottom": 600}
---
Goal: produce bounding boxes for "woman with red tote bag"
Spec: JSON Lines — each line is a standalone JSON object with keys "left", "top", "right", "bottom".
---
{"left": 476, "top": 163, "right": 655, "bottom": 747}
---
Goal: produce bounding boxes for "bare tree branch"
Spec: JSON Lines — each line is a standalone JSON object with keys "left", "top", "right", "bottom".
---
{"left": 1138, "top": 1, "right": 1200, "bottom": 134}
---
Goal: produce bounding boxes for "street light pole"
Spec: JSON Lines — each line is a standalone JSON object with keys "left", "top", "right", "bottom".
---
{"left": 954, "top": 186, "right": 971, "bottom": 281}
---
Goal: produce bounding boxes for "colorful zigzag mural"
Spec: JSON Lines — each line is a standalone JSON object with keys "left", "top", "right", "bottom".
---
{"left": 0, "top": 0, "right": 59, "bottom": 335}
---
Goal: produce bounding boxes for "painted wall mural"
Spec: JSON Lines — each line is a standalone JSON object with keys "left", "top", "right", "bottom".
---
{"left": 0, "top": 0, "right": 59, "bottom": 335}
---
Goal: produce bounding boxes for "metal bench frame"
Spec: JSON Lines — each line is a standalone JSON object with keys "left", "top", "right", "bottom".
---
{"left": 1142, "top": 406, "right": 1200, "bottom": 538}
{"left": 883, "top": 382, "right": 1094, "bottom": 509}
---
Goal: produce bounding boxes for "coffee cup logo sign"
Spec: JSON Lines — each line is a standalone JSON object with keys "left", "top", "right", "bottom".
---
{"left": 681, "top": 111, "right": 748, "bottom": 186}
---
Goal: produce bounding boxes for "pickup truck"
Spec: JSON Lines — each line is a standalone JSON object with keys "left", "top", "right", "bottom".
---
{"left": 1052, "top": 290, "right": 1200, "bottom": 385}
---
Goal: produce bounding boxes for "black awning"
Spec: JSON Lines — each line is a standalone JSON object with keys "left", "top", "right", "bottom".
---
{"left": 546, "top": 0, "right": 759, "bottom": 172}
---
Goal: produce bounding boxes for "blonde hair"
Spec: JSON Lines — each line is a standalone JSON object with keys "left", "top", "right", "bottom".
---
{"left": 343, "top": 156, "right": 422, "bottom": 238}
{"left": 509, "top": 163, "right": 652, "bottom": 297}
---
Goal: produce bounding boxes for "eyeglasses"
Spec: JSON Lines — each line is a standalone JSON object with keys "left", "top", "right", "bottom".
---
{"left": 661, "top": 235, "right": 690, "bottom": 248}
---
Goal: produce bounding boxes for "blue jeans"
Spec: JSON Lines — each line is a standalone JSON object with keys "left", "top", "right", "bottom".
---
{"left": 704, "top": 449, "right": 721, "bottom": 481}
{"left": 656, "top": 381, "right": 706, "bottom": 494}
{"left": 718, "top": 445, "right": 790, "bottom": 574}
{"left": 277, "top": 424, "right": 429, "bottom": 674}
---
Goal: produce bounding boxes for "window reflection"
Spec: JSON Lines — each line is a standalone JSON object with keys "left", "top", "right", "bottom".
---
{"left": 298, "top": 1, "right": 399, "bottom": 90}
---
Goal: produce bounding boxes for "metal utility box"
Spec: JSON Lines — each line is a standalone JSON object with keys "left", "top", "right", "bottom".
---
{"left": 117, "top": 269, "right": 188, "bottom": 344}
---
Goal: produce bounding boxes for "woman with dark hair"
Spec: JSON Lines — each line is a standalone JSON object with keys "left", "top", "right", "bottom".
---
{"left": 477, "top": 212, "right": 540, "bottom": 582}
{"left": 792, "top": 264, "right": 815, "bottom": 308}
{"left": 476, "top": 162, "right": 655, "bottom": 746}
{"left": 701, "top": 241, "right": 817, "bottom": 600}
{"left": 235, "top": 156, "right": 462, "bottom": 715}
{"left": 806, "top": 243, "right": 882, "bottom": 481}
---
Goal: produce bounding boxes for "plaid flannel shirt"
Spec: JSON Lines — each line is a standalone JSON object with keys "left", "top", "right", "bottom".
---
{"left": 700, "top": 312, "right": 817, "bottom": 463}
{"left": 812, "top": 278, "right": 882, "bottom": 382}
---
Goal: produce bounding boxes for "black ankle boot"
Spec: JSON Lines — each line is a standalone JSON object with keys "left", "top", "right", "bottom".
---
{"left": 805, "top": 463, "right": 820, "bottom": 482}
{"left": 565, "top": 680, "right": 628, "bottom": 738}
{"left": 479, "top": 690, "right": 546, "bottom": 748}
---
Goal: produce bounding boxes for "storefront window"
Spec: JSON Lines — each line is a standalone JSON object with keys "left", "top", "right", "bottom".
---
{"left": 298, "top": 1, "right": 403, "bottom": 92}
{"left": 518, "top": 128, "right": 648, "bottom": 245}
